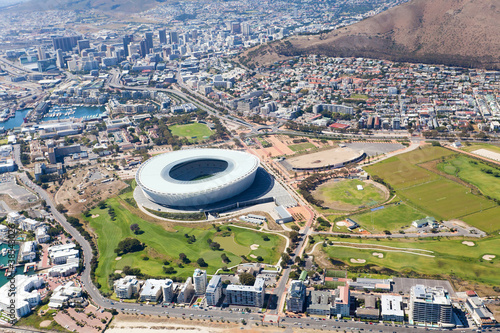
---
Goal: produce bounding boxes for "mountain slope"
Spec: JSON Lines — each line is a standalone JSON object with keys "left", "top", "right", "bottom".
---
{"left": 7, "top": 0, "right": 163, "bottom": 13}
{"left": 241, "top": 0, "right": 500, "bottom": 69}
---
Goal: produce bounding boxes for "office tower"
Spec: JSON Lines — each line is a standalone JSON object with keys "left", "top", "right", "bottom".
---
{"left": 242, "top": 23, "right": 251, "bottom": 36}
{"left": 169, "top": 31, "right": 179, "bottom": 44}
{"left": 139, "top": 39, "right": 148, "bottom": 58}
{"left": 191, "top": 29, "right": 198, "bottom": 40}
{"left": 52, "top": 36, "right": 82, "bottom": 52}
{"left": 145, "top": 32, "right": 154, "bottom": 53}
{"left": 37, "top": 46, "right": 45, "bottom": 60}
{"left": 193, "top": 269, "right": 207, "bottom": 294}
{"left": 77, "top": 40, "right": 90, "bottom": 54}
{"left": 231, "top": 22, "right": 241, "bottom": 34}
{"left": 123, "top": 35, "right": 133, "bottom": 57}
{"left": 56, "top": 49, "right": 64, "bottom": 68}
{"left": 159, "top": 29, "right": 167, "bottom": 45}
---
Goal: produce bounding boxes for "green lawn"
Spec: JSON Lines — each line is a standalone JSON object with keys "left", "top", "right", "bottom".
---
{"left": 365, "top": 147, "right": 454, "bottom": 190}
{"left": 438, "top": 155, "right": 500, "bottom": 201}
{"left": 0, "top": 139, "right": 7, "bottom": 145}
{"left": 85, "top": 196, "right": 284, "bottom": 294}
{"left": 169, "top": 123, "right": 213, "bottom": 142}
{"left": 399, "top": 179, "right": 495, "bottom": 220}
{"left": 316, "top": 179, "right": 385, "bottom": 209}
{"left": 288, "top": 142, "right": 315, "bottom": 152}
{"left": 350, "top": 203, "right": 427, "bottom": 233}
{"left": 348, "top": 94, "right": 369, "bottom": 100}
{"left": 317, "top": 235, "right": 500, "bottom": 287}
{"left": 461, "top": 207, "right": 500, "bottom": 234}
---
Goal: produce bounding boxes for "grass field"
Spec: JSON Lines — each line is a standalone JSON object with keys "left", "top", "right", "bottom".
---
{"left": 317, "top": 235, "right": 500, "bottom": 287}
{"left": 365, "top": 147, "right": 454, "bottom": 190}
{"left": 366, "top": 146, "right": 499, "bottom": 233}
{"left": 169, "top": 123, "right": 213, "bottom": 142}
{"left": 399, "top": 179, "right": 495, "bottom": 220}
{"left": 315, "top": 179, "right": 385, "bottom": 210}
{"left": 461, "top": 207, "right": 500, "bottom": 234}
{"left": 288, "top": 142, "right": 315, "bottom": 152}
{"left": 350, "top": 203, "right": 427, "bottom": 233}
{"left": 85, "top": 195, "right": 284, "bottom": 294}
{"left": 438, "top": 155, "right": 500, "bottom": 201}
{"left": 0, "top": 139, "right": 7, "bottom": 145}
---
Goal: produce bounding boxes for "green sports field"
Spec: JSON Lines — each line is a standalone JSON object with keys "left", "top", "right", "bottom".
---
{"left": 438, "top": 155, "right": 500, "bottom": 201}
{"left": 350, "top": 203, "right": 427, "bottom": 233}
{"left": 365, "top": 146, "right": 500, "bottom": 232}
{"left": 315, "top": 179, "right": 386, "bottom": 210}
{"left": 317, "top": 235, "right": 500, "bottom": 286}
{"left": 85, "top": 196, "right": 284, "bottom": 294}
{"left": 399, "top": 179, "right": 495, "bottom": 221}
{"left": 288, "top": 142, "right": 315, "bottom": 152}
{"left": 365, "top": 146, "right": 454, "bottom": 189}
{"left": 169, "top": 123, "right": 214, "bottom": 142}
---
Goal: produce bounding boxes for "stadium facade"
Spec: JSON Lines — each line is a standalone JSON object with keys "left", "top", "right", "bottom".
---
{"left": 136, "top": 149, "right": 260, "bottom": 207}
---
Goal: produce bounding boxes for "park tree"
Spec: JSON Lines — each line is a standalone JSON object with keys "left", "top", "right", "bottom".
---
{"left": 130, "top": 224, "right": 141, "bottom": 234}
{"left": 239, "top": 272, "right": 256, "bottom": 286}
{"left": 197, "top": 258, "right": 208, "bottom": 267}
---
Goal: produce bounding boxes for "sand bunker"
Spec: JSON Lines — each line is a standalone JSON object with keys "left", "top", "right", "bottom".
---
{"left": 250, "top": 254, "right": 257, "bottom": 259}
{"left": 115, "top": 257, "right": 122, "bottom": 261}
{"left": 250, "top": 244, "right": 260, "bottom": 250}
{"left": 91, "top": 214, "right": 100, "bottom": 218}
{"left": 462, "top": 241, "right": 475, "bottom": 247}
{"left": 350, "top": 258, "right": 366, "bottom": 264}
{"left": 372, "top": 252, "right": 384, "bottom": 258}
{"left": 482, "top": 255, "right": 496, "bottom": 261}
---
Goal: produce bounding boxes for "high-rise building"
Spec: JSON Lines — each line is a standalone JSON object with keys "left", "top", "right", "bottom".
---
{"left": 37, "top": 46, "right": 45, "bottom": 60}
{"left": 287, "top": 280, "right": 306, "bottom": 313}
{"left": 206, "top": 275, "right": 222, "bottom": 306}
{"left": 242, "top": 23, "right": 251, "bottom": 36}
{"left": 56, "top": 49, "right": 64, "bottom": 69}
{"left": 191, "top": 29, "right": 198, "bottom": 40}
{"left": 231, "top": 22, "right": 241, "bottom": 34}
{"left": 139, "top": 39, "right": 148, "bottom": 58}
{"left": 169, "top": 31, "right": 179, "bottom": 44}
{"left": 193, "top": 269, "right": 207, "bottom": 294}
{"left": 52, "top": 36, "right": 82, "bottom": 52}
{"left": 77, "top": 40, "right": 90, "bottom": 54}
{"left": 123, "top": 35, "right": 133, "bottom": 57}
{"left": 161, "top": 279, "right": 174, "bottom": 303}
{"left": 145, "top": 32, "right": 154, "bottom": 53}
{"left": 159, "top": 29, "right": 167, "bottom": 45}
{"left": 409, "top": 285, "right": 453, "bottom": 326}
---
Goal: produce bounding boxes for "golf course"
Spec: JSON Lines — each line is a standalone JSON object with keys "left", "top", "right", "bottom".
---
{"left": 84, "top": 186, "right": 285, "bottom": 295}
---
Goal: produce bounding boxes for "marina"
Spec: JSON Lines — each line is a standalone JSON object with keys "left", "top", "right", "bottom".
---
{"left": 42, "top": 105, "right": 106, "bottom": 122}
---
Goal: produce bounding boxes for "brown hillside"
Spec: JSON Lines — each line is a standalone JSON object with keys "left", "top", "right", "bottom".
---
{"left": 240, "top": 0, "right": 500, "bottom": 69}
{"left": 7, "top": 0, "right": 163, "bottom": 13}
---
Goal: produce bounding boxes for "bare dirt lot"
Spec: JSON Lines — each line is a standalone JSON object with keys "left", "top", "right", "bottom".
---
{"left": 55, "top": 164, "right": 128, "bottom": 215}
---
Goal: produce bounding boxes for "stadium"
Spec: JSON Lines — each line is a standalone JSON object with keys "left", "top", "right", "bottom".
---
{"left": 136, "top": 149, "right": 260, "bottom": 208}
